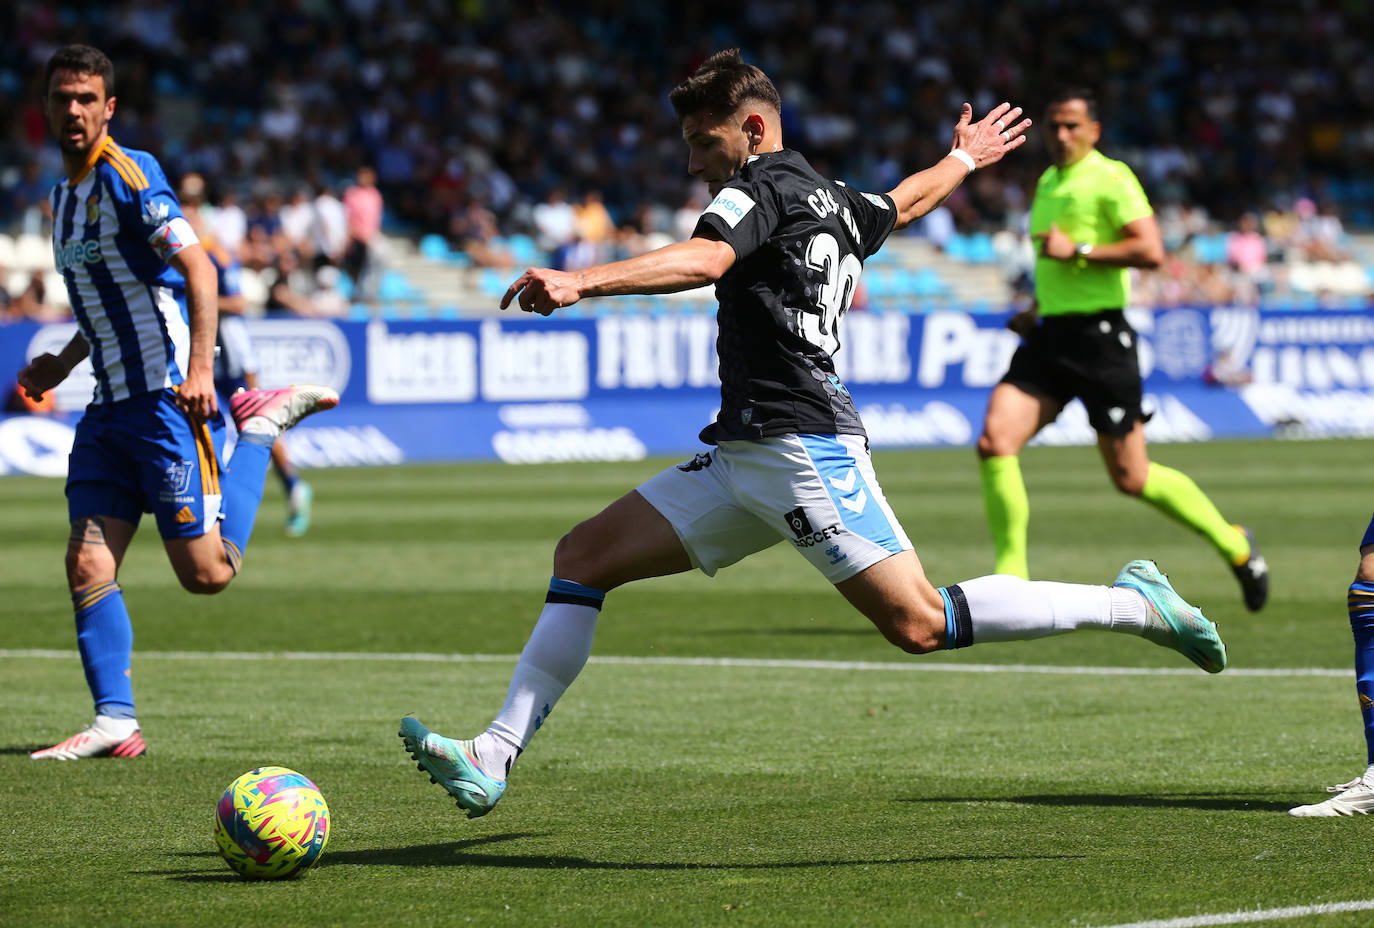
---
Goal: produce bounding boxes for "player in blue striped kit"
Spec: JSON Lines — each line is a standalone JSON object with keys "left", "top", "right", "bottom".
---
{"left": 20, "top": 45, "right": 337, "bottom": 760}
{"left": 1289, "top": 516, "right": 1374, "bottom": 816}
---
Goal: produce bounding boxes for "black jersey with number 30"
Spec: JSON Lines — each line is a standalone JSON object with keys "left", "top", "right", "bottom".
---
{"left": 692, "top": 149, "right": 897, "bottom": 444}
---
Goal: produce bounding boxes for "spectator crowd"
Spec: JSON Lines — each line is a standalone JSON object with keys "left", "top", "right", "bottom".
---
{"left": 0, "top": 0, "right": 1371, "bottom": 320}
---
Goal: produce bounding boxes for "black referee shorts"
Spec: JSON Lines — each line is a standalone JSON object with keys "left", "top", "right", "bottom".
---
{"left": 1000, "top": 309, "right": 1146, "bottom": 437}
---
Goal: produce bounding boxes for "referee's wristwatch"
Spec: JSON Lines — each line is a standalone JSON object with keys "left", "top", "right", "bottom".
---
{"left": 1074, "top": 242, "right": 1094, "bottom": 261}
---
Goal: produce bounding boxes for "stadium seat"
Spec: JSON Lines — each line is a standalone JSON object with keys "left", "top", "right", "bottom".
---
{"left": 965, "top": 233, "right": 997, "bottom": 264}
{"left": 419, "top": 234, "right": 450, "bottom": 262}
{"left": 0, "top": 233, "right": 14, "bottom": 267}
{"left": 476, "top": 268, "right": 508, "bottom": 298}
{"left": 1191, "top": 234, "right": 1229, "bottom": 265}
{"left": 503, "top": 234, "right": 544, "bottom": 266}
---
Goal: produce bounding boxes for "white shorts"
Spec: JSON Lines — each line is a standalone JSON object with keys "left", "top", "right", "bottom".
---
{"left": 636, "top": 433, "right": 913, "bottom": 584}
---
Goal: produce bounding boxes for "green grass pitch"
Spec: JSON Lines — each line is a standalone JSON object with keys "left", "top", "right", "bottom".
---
{"left": 2, "top": 439, "right": 1372, "bottom": 927}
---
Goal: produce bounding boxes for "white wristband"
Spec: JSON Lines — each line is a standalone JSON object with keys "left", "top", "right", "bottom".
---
{"left": 948, "top": 148, "right": 976, "bottom": 173}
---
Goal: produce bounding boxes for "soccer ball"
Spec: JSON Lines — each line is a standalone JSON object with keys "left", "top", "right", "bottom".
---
{"left": 213, "top": 766, "right": 331, "bottom": 879}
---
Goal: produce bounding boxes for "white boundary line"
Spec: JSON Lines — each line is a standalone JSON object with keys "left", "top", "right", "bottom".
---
{"left": 1090, "top": 898, "right": 1374, "bottom": 928}
{"left": 0, "top": 648, "right": 1351, "bottom": 677}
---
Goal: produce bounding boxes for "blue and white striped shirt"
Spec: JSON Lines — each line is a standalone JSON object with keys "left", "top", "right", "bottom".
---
{"left": 50, "top": 136, "right": 199, "bottom": 405}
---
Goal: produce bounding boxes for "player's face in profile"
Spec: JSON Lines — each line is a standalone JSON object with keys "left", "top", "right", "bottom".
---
{"left": 681, "top": 110, "right": 754, "bottom": 197}
{"left": 46, "top": 69, "right": 114, "bottom": 156}
{"left": 1044, "top": 99, "right": 1100, "bottom": 168}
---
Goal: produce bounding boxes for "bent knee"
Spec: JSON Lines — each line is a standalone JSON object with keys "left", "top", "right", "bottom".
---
{"left": 1111, "top": 473, "right": 1147, "bottom": 497}
{"left": 551, "top": 530, "right": 595, "bottom": 586}
{"left": 176, "top": 566, "right": 233, "bottom": 595}
{"left": 976, "top": 433, "right": 1013, "bottom": 460}
{"left": 872, "top": 610, "right": 945, "bottom": 654}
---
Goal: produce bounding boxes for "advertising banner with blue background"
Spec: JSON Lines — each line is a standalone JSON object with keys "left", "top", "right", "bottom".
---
{"left": 2, "top": 305, "right": 1372, "bottom": 476}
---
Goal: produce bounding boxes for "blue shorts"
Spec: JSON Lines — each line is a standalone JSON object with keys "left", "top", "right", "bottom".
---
{"left": 67, "top": 388, "right": 226, "bottom": 540}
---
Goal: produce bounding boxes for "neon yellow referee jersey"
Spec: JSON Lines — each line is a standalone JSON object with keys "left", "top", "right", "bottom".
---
{"left": 1029, "top": 148, "right": 1153, "bottom": 315}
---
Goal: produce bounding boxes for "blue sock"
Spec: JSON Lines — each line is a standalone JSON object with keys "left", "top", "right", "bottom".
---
{"left": 1349, "top": 581, "right": 1374, "bottom": 765}
{"left": 73, "top": 582, "right": 136, "bottom": 719}
{"left": 219, "top": 436, "right": 273, "bottom": 573}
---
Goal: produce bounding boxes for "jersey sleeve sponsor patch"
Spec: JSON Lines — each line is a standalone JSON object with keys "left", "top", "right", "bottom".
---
{"left": 148, "top": 215, "right": 198, "bottom": 262}
{"left": 703, "top": 188, "right": 757, "bottom": 229}
{"left": 862, "top": 192, "right": 890, "bottom": 210}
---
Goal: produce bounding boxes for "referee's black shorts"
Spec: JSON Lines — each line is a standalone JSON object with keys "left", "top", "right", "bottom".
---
{"left": 1000, "top": 309, "right": 1146, "bottom": 437}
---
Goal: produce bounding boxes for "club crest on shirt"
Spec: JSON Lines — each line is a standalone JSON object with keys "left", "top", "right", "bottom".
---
{"left": 86, "top": 195, "right": 100, "bottom": 226}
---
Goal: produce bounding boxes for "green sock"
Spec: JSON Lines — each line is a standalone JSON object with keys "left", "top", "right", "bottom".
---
{"left": 1139, "top": 463, "right": 1249, "bottom": 563}
{"left": 980, "top": 455, "right": 1030, "bottom": 578}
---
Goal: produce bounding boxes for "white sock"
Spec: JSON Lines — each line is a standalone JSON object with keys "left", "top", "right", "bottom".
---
{"left": 957, "top": 575, "right": 1148, "bottom": 643}
{"left": 93, "top": 714, "right": 139, "bottom": 739}
{"left": 473, "top": 600, "right": 599, "bottom": 777}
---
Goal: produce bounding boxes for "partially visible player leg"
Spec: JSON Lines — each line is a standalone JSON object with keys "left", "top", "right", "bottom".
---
{"left": 273, "top": 443, "right": 313, "bottom": 538}
{"left": 976, "top": 382, "right": 1062, "bottom": 579}
{"left": 1290, "top": 533, "right": 1374, "bottom": 817}
{"left": 1101, "top": 424, "right": 1268, "bottom": 611}
{"left": 32, "top": 511, "right": 147, "bottom": 760}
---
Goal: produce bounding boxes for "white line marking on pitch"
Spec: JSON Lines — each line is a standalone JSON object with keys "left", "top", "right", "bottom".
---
{"left": 0, "top": 649, "right": 1350, "bottom": 677}
{"left": 1089, "top": 898, "right": 1374, "bottom": 928}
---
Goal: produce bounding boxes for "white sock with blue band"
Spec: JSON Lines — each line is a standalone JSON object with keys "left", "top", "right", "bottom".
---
{"left": 475, "top": 577, "right": 606, "bottom": 777}
{"left": 941, "top": 576, "right": 1147, "bottom": 648}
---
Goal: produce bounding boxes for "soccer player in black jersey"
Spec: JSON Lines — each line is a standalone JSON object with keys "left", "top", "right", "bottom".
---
{"left": 401, "top": 49, "right": 1228, "bottom": 819}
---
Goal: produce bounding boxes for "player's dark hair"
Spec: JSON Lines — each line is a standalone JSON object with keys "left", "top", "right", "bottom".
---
{"left": 669, "top": 48, "right": 781, "bottom": 121}
{"left": 1046, "top": 85, "right": 1098, "bottom": 121}
{"left": 44, "top": 44, "right": 115, "bottom": 98}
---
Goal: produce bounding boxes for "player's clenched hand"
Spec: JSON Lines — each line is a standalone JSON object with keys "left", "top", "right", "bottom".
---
{"left": 951, "top": 101, "right": 1032, "bottom": 170}
{"left": 17, "top": 353, "right": 71, "bottom": 400}
{"left": 500, "top": 268, "right": 583, "bottom": 316}
{"left": 175, "top": 366, "right": 218, "bottom": 421}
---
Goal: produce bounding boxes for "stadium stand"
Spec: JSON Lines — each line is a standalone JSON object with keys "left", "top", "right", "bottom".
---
{"left": 0, "top": 2, "right": 1370, "bottom": 317}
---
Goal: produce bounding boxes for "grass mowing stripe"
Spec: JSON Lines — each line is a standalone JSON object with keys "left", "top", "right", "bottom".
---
{"left": 0, "top": 648, "right": 1352, "bottom": 677}
{"left": 1091, "top": 898, "right": 1374, "bottom": 928}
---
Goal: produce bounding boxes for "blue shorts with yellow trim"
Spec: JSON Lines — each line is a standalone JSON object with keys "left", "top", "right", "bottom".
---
{"left": 67, "top": 388, "right": 225, "bottom": 540}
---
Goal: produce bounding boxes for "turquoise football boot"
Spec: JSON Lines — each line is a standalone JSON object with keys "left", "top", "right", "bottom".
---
{"left": 399, "top": 716, "right": 506, "bottom": 818}
{"left": 1114, "top": 559, "right": 1227, "bottom": 673}
{"left": 285, "top": 480, "right": 313, "bottom": 538}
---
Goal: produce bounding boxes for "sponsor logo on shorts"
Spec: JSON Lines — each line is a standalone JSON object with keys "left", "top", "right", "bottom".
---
{"left": 784, "top": 507, "right": 814, "bottom": 538}
{"left": 785, "top": 507, "right": 848, "bottom": 549}
{"left": 825, "top": 544, "right": 848, "bottom": 565}
{"left": 174, "top": 505, "right": 196, "bottom": 524}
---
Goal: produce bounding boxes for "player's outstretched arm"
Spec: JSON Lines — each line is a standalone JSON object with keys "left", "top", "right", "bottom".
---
{"left": 17, "top": 332, "right": 88, "bottom": 400}
{"left": 501, "top": 237, "right": 736, "bottom": 316}
{"left": 887, "top": 101, "right": 1032, "bottom": 230}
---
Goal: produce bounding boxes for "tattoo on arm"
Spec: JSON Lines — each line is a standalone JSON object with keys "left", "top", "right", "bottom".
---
{"left": 70, "top": 516, "right": 108, "bottom": 547}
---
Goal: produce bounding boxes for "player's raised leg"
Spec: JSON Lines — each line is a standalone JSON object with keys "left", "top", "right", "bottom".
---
{"left": 219, "top": 385, "right": 336, "bottom": 565}
{"left": 32, "top": 512, "right": 146, "bottom": 760}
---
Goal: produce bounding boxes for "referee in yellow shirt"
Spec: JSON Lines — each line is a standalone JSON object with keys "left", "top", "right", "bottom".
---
{"left": 975, "top": 87, "right": 1269, "bottom": 612}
